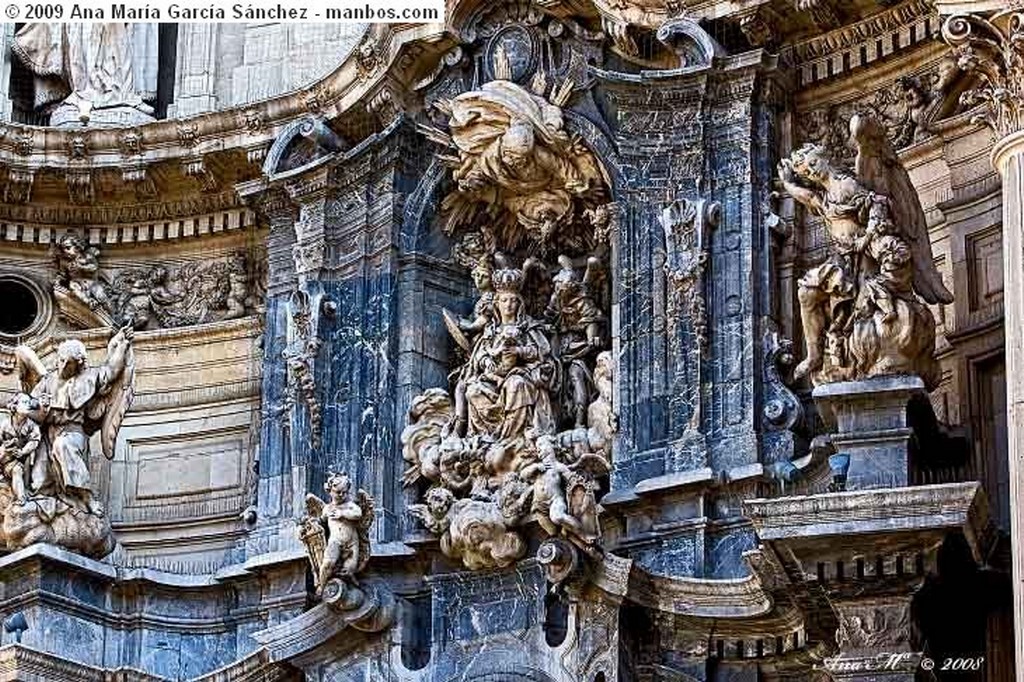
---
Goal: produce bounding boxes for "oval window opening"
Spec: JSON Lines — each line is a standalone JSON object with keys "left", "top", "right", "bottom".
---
{"left": 0, "top": 279, "right": 39, "bottom": 336}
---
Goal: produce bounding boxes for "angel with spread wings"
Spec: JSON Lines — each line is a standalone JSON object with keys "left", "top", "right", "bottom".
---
{"left": 300, "top": 472, "right": 374, "bottom": 595}
{"left": 778, "top": 114, "right": 952, "bottom": 389}
{"left": 13, "top": 326, "right": 135, "bottom": 516}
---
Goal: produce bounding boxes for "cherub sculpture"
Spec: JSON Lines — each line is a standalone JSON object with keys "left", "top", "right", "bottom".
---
{"left": 443, "top": 255, "right": 495, "bottom": 352}
{"left": 777, "top": 114, "right": 952, "bottom": 389}
{"left": 419, "top": 51, "right": 608, "bottom": 253}
{"left": 0, "top": 394, "right": 42, "bottom": 505}
{"left": 51, "top": 234, "right": 114, "bottom": 328}
{"left": 300, "top": 472, "right": 374, "bottom": 595}
{"left": 520, "top": 435, "right": 609, "bottom": 547}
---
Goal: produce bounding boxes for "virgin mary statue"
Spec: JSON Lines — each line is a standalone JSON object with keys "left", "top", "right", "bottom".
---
{"left": 12, "top": 23, "right": 158, "bottom": 126}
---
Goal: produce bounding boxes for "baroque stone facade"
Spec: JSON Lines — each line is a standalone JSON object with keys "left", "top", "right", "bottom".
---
{"left": 0, "top": 3, "right": 1018, "bottom": 681}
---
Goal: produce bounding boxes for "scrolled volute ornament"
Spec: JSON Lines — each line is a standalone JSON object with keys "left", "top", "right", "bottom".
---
{"left": 941, "top": 9, "right": 1024, "bottom": 138}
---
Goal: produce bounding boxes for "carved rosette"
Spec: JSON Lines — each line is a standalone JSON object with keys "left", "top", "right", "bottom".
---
{"left": 942, "top": 9, "right": 1024, "bottom": 139}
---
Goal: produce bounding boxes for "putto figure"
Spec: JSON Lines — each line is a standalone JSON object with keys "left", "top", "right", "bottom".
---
{"left": 300, "top": 472, "right": 375, "bottom": 596}
{"left": 52, "top": 234, "right": 114, "bottom": 328}
{"left": 0, "top": 394, "right": 42, "bottom": 506}
{"left": 777, "top": 114, "right": 952, "bottom": 389}
{"left": 0, "top": 327, "right": 135, "bottom": 557}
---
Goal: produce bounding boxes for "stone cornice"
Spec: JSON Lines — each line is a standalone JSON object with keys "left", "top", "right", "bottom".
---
{"left": 744, "top": 482, "right": 992, "bottom": 561}
{"left": 0, "top": 644, "right": 168, "bottom": 682}
{"left": 0, "top": 22, "right": 451, "bottom": 217}
{"left": 785, "top": 0, "right": 938, "bottom": 86}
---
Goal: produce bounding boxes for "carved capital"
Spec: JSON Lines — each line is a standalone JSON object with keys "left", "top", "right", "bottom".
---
{"left": 942, "top": 8, "right": 1024, "bottom": 139}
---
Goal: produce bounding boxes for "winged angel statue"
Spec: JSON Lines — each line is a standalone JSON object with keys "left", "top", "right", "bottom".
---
{"left": 419, "top": 48, "right": 608, "bottom": 253}
{"left": 0, "top": 326, "right": 134, "bottom": 558}
{"left": 778, "top": 114, "right": 952, "bottom": 389}
{"left": 298, "top": 472, "right": 375, "bottom": 598}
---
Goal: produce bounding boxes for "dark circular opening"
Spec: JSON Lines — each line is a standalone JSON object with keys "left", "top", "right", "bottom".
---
{"left": 0, "top": 279, "right": 39, "bottom": 335}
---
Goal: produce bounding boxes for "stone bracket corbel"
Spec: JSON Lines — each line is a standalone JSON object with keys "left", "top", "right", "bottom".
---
{"left": 252, "top": 581, "right": 396, "bottom": 663}
{"left": 182, "top": 156, "right": 219, "bottom": 193}
{"left": 4, "top": 166, "right": 34, "bottom": 204}
{"left": 65, "top": 168, "right": 94, "bottom": 205}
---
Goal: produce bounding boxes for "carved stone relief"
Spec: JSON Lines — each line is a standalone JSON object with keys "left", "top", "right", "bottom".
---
{"left": 402, "top": 252, "right": 615, "bottom": 569}
{"left": 403, "top": 43, "right": 629, "bottom": 568}
{"left": 110, "top": 252, "right": 258, "bottom": 331}
{"left": 942, "top": 8, "right": 1024, "bottom": 139}
{"left": 795, "top": 59, "right": 967, "bottom": 157}
{"left": 659, "top": 195, "right": 720, "bottom": 349}
{"left": 284, "top": 289, "right": 324, "bottom": 452}
{"left": 418, "top": 53, "right": 609, "bottom": 255}
{"left": 51, "top": 233, "right": 114, "bottom": 329}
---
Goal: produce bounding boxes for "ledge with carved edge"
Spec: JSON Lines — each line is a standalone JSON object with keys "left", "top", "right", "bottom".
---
{"left": 589, "top": 546, "right": 829, "bottom": 664}
{"left": 744, "top": 481, "right": 994, "bottom": 570}
{"left": 0, "top": 643, "right": 297, "bottom": 682}
{"left": 251, "top": 579, "right": 396, "bottom": 663}
{"left": 0, "top": 643, "right": 169, "bottom": 682}
{"left": 0, "top": 23, "right": 450, "bottom": 195}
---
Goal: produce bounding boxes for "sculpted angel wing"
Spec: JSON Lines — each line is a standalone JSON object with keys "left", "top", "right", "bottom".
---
{"left": 851, "top": 114, "right": 953, "bottom": 305}
{"left": 96, "top": 330, "right": 136, "bottom": 459}
{"left": 304, "top": 492, "right": 326, "bottom": 519}
{"left": 14, "top": 345, "right": 47, "bottom": 394}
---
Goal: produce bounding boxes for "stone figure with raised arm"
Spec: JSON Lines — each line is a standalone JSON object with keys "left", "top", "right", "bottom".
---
{"left": 0, "top": 326, "right": 135, "bottom": 557}
{"left": 777, "top": 114, "right": 952, "bottom": 389}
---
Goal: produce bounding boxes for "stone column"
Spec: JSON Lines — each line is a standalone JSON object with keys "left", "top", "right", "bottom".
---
{"left": 942, "top": 7, "right": 1024, "bottom": 680}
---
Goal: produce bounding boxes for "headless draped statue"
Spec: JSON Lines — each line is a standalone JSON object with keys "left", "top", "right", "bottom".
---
{"left": 12, "top": 23, "right": 158, "bottom": 127}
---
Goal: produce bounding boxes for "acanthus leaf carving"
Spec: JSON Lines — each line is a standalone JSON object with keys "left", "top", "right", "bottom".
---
{"left": 659, "top": 195, "right": 719, "bottom": 349}
{"left": 942, "top": 9, "right": 1024, "bottom": 139}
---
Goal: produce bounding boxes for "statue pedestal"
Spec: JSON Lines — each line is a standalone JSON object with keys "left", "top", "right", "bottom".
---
{"left": 50, "top": 103, "right": 155, "bottom": 129}
{"left": 812, "top": 375, "right": 925, "bottom": 491}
